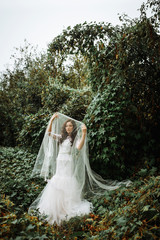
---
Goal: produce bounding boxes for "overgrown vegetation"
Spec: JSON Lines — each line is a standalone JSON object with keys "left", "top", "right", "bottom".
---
{"left": 0, "top": 0, "right": 160, "bottom": 238}
{"left": 1, "top": 1, "right": 160, "bottom": 179}
{"left": 0, "top": 147, "right": 160, "bottom": 239}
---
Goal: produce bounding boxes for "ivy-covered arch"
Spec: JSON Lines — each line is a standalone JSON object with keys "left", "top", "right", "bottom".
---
{"left": 46, "top": 6, "right": 160, "bottom": 178}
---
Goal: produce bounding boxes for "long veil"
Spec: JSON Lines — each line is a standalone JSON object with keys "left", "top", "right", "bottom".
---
{"left": 30, "top": 112, "right": 131, "bottom": 201}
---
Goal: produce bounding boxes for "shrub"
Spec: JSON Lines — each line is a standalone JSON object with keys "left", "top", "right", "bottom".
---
{"left": 84, "top": 79, "right": 159, "bottom": 179}
{"left": 17, "top": 83, "right": 92, "bottom": 152}
{"left": 17, "top": 111, "right": 50, "bottom": 153}
{"left": 0, "top": 147, "right": 45, "bottom": 212}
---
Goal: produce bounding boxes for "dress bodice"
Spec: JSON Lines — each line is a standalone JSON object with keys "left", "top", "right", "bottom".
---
{"left": 58, "top": 137, "right": 72, "bottom": 155}
{"left": 56, "top": 137, "right": 73, "bottom": 177}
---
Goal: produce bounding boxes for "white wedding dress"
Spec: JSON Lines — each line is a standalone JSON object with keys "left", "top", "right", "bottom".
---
{"left": 29, "top": 113, "right": 131, "bottom": 225}
{"left": 36, "top": 136, "right": 92, "bottom": 225}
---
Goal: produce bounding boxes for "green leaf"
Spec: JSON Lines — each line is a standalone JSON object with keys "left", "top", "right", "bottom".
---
{"left": 26, "top": 224, "right": 36, "bottom": 230}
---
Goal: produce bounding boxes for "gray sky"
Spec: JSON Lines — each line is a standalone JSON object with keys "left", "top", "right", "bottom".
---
{"left": 0, "top": 0, "right": 145, "bottom": 72}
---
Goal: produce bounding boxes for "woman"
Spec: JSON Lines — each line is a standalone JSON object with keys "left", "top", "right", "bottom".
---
{"left": 29, "top": 112, "right": 131, "bottom": 225}
{"left": 29, "top": 113, "right": 92, "bottom": 225}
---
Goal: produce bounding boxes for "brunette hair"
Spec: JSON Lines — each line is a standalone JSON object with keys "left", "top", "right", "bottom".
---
{"left": 59, "top": 119, "right": 77, "bottom": 146}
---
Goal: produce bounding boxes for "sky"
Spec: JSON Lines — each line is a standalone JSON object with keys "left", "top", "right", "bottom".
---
{"left": 0, "top": 0, "right": 146, "bottom": 72}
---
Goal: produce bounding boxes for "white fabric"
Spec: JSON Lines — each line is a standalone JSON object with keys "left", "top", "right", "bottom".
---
{"left": 36, "top": 137, "right": 92, "bottom": 225}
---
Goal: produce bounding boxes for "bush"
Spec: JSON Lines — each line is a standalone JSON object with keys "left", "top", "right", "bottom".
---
{"left": 84, "top": 79, "right": 160, "bottom": 179}
{"left": 17, "top": 83, "right": 92, "bottom": 152}
{"left": 47, "top": 6, "right": 160, "bottom": 179}
{"left": 60, "top": 86, "right": 92, "bottom": 121}
{"left": 0, "top": 147, "right": 45, "bottom": 212}
{"left": 17, "top": 111, "right": 50, "bottom": 153}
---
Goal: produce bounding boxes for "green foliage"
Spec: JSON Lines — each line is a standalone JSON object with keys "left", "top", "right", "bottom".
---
{"left": 46, "top": 2, "right": 160, "bottom": 179}
{"left": 16, "top": 84, "right": 91, "bottom": 152}
{"left": 0, "top": 42, "right": 91, "bottom": 148}
{"left": 0, "top": 43, "right": 48, "bottom": 147}
{"left": 0, "top": 147, "right": 44, "bottom": 212}
{"left": 52, "top": 54, "right": 90, "bottom": 89}
{"left": 17, "top": 111, "right": 50, "bottom": 153}
{"left": 48, "top": 21, "right": 115, "bottom": 92}
{"left": 0, "top": 195, "right": 56, "bottom": 239}
{"left": 0, "top": 146, "right": 160, "bottom": 239}
{"left": 60, "top": 86, "right": 92, "bottom": 121}
{"left": 84, "top": 78, "right": 160, "bottom": 179}
{"left": 84, "top": 83, "right": 133, "bottom": 178}
{"left": 41, "top": 80, "right": 92, "bottom": 120}
{"left": 86, "top": 175, "right": 160, "bottom": 240}
{"left": 0, "top": 0, "right": 160, "bottom": 198}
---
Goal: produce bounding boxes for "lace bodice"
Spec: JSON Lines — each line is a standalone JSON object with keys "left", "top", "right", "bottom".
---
{"left": 59, "top": 137, "right": 72, "bottom": 155}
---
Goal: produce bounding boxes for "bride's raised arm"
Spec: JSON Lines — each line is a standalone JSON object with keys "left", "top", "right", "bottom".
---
{"left": 77, "top": 124, "right": 87, "bottom": 150}
{"left": 47, "top": 113, "right": 58, "bottom": 135}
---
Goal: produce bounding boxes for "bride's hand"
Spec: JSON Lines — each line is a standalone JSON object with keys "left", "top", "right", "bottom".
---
{"left": 51, "top": 113, "right": 58, "bottom": 121}
{"left": 82, "top": 124, "right": 87, "bottom": 135}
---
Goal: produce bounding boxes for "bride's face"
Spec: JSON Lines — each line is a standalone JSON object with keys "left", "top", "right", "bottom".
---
{"left": 65, "top": 121, "right": 73, "bottom": 135}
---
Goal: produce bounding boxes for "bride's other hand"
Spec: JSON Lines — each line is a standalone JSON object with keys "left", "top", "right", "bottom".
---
{"left": 82, "top": 124, "right": 87, "bottom": 135}
{"left": 51, "top": 112, "right": 58, "bottom": 121}
{"left": 77, "top": 124, "right": 87, "bottom": 150}
{"left": 48, "top": 113, "right": 58, "bottom": 134}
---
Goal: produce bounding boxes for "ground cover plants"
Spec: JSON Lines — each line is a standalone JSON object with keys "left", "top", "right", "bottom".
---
{"left": 0, "top": 147, "right": 160, "bottom": 239}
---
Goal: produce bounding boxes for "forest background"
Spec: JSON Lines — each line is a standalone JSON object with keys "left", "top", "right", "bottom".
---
{"left": 0, "top": 0, "right": 160, "bottom": 239}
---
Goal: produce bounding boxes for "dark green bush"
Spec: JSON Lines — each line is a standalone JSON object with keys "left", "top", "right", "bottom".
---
{"left": 60, "top": 87, "right": 92, "bottom": 121}
{"left": 0, "top": 147, "right": 45, "bottom": 212}
{"left": 17, "top": 111, "right": 50, "bottom": 153}
{"left": 17, "top": 84, "right": 92, "bottom": 152}
{"left": 84, "top": 79, "right": 159, "bottom": 179}
{"left": 47, "top": 15, "right": 160, "bottom": 179}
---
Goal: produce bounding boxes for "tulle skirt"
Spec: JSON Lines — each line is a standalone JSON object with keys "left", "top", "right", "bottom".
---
{"left": 37, "top": 174, "right": 92, "bottom": 225}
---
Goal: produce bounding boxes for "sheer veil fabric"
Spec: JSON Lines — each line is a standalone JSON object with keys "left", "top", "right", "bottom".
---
{"left": 28, "top": 112, "right": 131, "bottom": 225}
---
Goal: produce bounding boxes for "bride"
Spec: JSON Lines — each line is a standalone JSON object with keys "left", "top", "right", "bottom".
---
{"left": 29, "top": 112, "right": 131, "bottom": 225}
